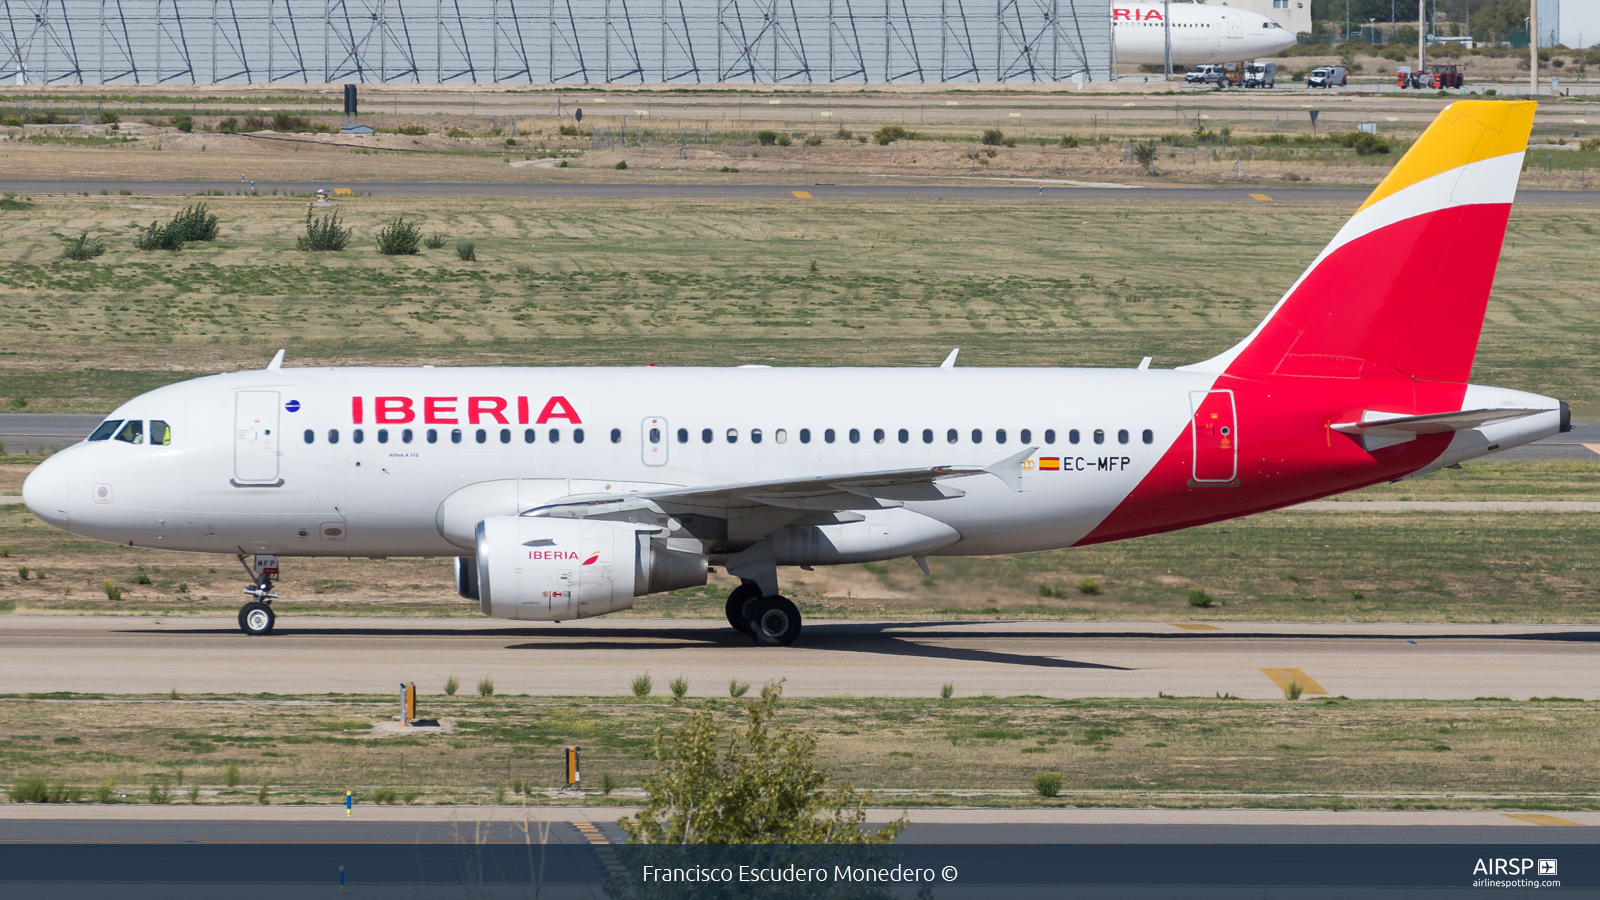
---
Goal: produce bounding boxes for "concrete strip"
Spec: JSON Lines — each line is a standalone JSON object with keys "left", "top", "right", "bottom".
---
{"left": 1294, "top": 500, "right": 1600, "bottom": 511}
{"left": 2, "top": 616, "right": 1598, "bottom": 700}
{"left": 0, "top": 805, "right": 1593, "bottom": 827}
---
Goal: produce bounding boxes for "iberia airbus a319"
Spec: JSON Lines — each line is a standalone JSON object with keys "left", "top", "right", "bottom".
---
{"left": 24, "top": 101, "right": 1568, "bottom": 646}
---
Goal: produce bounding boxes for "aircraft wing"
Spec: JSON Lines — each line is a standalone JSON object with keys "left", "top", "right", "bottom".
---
{"left": 1331, "top": 408, "right": 1545, "bottom": 437}
{"left": 530, "top": 446, "right": 1036, "bottom": 517}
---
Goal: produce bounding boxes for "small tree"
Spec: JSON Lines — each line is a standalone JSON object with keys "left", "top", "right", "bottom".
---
{"left": 375, "top": 215, "right": 422, "bottom": 255}
{"left": 981, "top": 128, "right": 1005, "bottom": 146}
{"left": 1133, "top": 141, "right": 1159, "bottom": 175}
{"left": 619, "top": 683, "right": 905, "bottom": 844}
{"left": 298, "top": 208, "right": 352, "bottom": 251}
{"left": 874, "top": 124, "right": 908, "bottom": 145}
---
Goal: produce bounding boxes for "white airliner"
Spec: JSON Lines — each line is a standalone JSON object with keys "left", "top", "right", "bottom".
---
{"left": 1114, "top": 3, "right": 1297, "bottom": 65}
{"left": 23, "top": 101, "right": 1567, "bottom": 646}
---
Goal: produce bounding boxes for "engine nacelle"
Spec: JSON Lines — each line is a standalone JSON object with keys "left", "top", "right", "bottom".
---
{"left": 472, "top": 516, "right": 707, "bottom": 621}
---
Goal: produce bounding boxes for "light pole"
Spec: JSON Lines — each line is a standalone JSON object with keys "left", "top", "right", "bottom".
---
{"left": 1163, "top": 0, "right": 1171, "bottom": 83}
{"left": 1529, "top": 1, "right": 1538, "bottom": 96}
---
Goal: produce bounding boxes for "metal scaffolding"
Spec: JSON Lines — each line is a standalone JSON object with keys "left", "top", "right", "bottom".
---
{"left": 1, "top": 0, "right": 1109, "bottom": 85}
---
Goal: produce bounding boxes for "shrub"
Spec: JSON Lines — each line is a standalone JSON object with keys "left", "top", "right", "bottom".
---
{"left": 8, "top": 775, "right": 49, "bottom": 803}
{"left": 256, "top": 783, "right": 270, "bottom": 805}
{"left": 1032, "top": 772, "right": 1063, "bottom": 798}
{"left": 188, "top": 784, "right": 201, "bottom": 804}
{"left": 728, "top": 678, "right": 750, "bottom": 699}
{"left": 619, "top": 683, "right": 905, "bottom": 844}
{"left": 402, "top": 787, "right": 423, "bottom": 805}
{"left": 375, "top": 216, "right": 422, "bottom": 255}
{"left": 558, "top": 124, "right": 579, "bottom": 136}
{"left": 455, "top": 242, "right": 476, "bottom": 262}
{"left": 805, "top": 135, "right": 823, "bottom": 146}
{"left": 444, "top": 674, "right": 459, "bottom": 696}
{"left": 297, "top": 209, "right": 352, "bottom": 252}
{"left": 173, "top": 114, "right": 193, "bottom": 133}
{"left": 1133, "top": 141, "right": 1159, "bottom": 175}
{"left": 719, "top": 166, "right": 739, "bottom": 173}
{"left": 670, "top": 675, "right": 689, "bottom": 701}
{"left": 505, "top": 138, "right": 517, "bottom": 146}
{"left": 373, "top": 787, "right": 398, "bottom": 804}
{"left": 874, "top": 124, "right": 908, "bottom": 145}
{"left": 94, "top": 780, "right": 116, "bottom": 803}
{"left": 0, "top": 115, "right": 19, "bottom": 127}
{"left": 398, "top": 124, "right": 427, "bottom": 136}
{"left": 134, "top": 203, "right": 220, "bottom": 251}
{"left": 981, "top": 128, "right": 1005, "bottom": 146}
{"left": 1059, "top": 134, "right": 1080, "bottom": 148}
{"left": 447, "top": 127, "right": 471, "bottom": 138}
{"left": 97, "top": 110, "right": 121, "bottom": 126}
{"left": 19, "top": 566, "right": 30, "bottom": 580}
{"left": 615, "top": 160, "right": 628, "bottom": 170}
{"left": 1187, "top": 588, "right": 1214, "bottom": 608}
{"left": 776, "top": 134, "right": 792, "bottom": 146}
{"left": 133, "top": 572, "right": 152, "bottom": 585}
{"left": 600, "top": 772, "right": 619, "bottom": 796}
{"left": 218, "top": 116, "right": 239, "bottom": 133}
{"left": 1076, "top": 577, "right": 1102, "bottom": 596}
{"left": 223, "top": 763, "right": 240, "bottom": 788}
{"left": 423, "top": 232, "right": 448, "bottom": 249}
{"left": 940, "top": 682, "right": 954, "bottom": 700}
{"left": 631, "top": 672, "right": 653, "bottom": 698}
{"left": 757, "top": 129, "right": 779, "bottom": 145}
{"left": 148, "top": 782, "right": 173, "bottom": 804}
{"left": 476, "top": 675, "right": 494, "bottom": 698}
{"left": 102, "top": 580, "right": 123, "bottom": 601}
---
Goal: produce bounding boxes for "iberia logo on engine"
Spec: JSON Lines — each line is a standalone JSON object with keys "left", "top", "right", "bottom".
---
{"left": 528, "top": 550, "right": 582, "bottom": 561}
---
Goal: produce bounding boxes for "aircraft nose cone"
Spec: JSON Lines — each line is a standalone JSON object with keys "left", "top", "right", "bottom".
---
{"left": 22, "top": 456, "right": 70, "bottom": 527}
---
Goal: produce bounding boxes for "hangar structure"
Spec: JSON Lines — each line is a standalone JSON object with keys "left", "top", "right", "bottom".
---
{"left": 1, "top": 0, "right": 1110, "bottom": 85}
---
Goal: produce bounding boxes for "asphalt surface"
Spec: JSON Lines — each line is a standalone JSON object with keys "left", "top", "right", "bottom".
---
{"left": 2, "top": 616, "right": 1597, "bottom": 700}
{"left": 8, "top": 177, "right": 1600, "bottom": 204}
{"left": 2, "top": 413, "right": 1595, "bottom": 459}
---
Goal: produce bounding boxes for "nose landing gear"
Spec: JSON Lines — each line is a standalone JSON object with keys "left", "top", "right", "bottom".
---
{"left": 236, "top": 550, "right": 279, "bottom": 636}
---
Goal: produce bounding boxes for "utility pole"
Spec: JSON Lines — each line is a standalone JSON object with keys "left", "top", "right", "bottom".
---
{"left": 1417, "top": 0, "right": 1425, "bottom": 87}
{"left": 1529, "top": 0, "right": 1538, "bottom": 96}
{"left": 1163, "top": 0, "right": 1171, "bottom": 82}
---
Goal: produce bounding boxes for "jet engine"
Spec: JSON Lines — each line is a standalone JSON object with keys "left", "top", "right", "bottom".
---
{"left": 463, "top": 516, "right": 706, "bottom": 621}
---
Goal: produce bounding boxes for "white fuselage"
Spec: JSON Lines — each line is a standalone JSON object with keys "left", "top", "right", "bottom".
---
{"left": 1114, "top": 3, "right": 1297, "bottom": 65}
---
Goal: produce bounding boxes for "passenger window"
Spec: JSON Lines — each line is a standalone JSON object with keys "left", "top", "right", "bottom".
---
{"left": 353, "top": 429, "right": 364, "bottom": 444}
{"left": 549, "top": 429, "right": 560, "bottom": 443}
{"left": 873, "top": 428, "right": 885, "bottom": 444}
{"left": 775, "top": 429, "right": 788, "bottom": 444}
{"left": 996, "top": 429, "right": 1007, "bottom": 445}
{"left": 329, "top": 429, "right": 340, "bottom": 444}
{"left": 377, "top": 429, "right": 389, "bottom": 444}
{"left": 88, "top": 419, "right": 124, "bottom": 441}
{"left": 475, "top": 429, "right": 487, "bottom": 444}
{"left": 524, "top": 428, "right": 535, "bottom": 443}
{"left": 825, "top": 429, "right": 836, "bottom": 444}
{"left": 150, "top": 420, "right": 172, "bottom": 446}
{"left": 114, "top": 420, "right": 144, "bottom": 444}
{"left": 573, "top": 428, "right": 585, "bottom": 443}
{"left": 646, "top": 428, "right": 658, "bottom": 443}
{"left": 849, "top": 428, "right": 860, "bottom": 444}
{"left": 922, "top": 429, "right": 933, "bottom": 444}
{"left": 1142, "top": 429, "right": 1154, "bottom": 444}
{"left": 402, "top": 428, "right": 414, "bottom": 444}
{"left": 614, "top": 428, "right": 625, "bottom": 444}
{"left": 702, "top": 428, "right": 713, "bottom": 444}
{"left": 1069, "top": 429, "right": 1080, "bottom": 445}
{"left": 1118, "top": 429, "right": 1130, "bottom": 444}
{"left": 1094, "top": 429, "right": 1106, "bottom": 445}
{"left": 1020, "top": 428, "right": 1032, "bottom": 443}
{"left": 303, "top": 429, "right": 315, "bottom": 444}
{"left": 947, "top": 428, "right": 958, "bottom": 444}
{"left": 451, "top": 429, "right": 462, "bottom": 444}
{"left": 726, "top": 428, "right": 739, "bottom": 444}
{"left": 971, "top": 429, "right": 983, "bottom": 444}
{"left": 427, "top": 429, "right": 438, "bottom": 444}
{"left": 751, "top": 429, "right": 763, "bottom": 444}
{"left": 677, "top": 428, "right": 688, "bottom": 443}
{"left": 898, "top": 428, "right": 909, "bottom": 443}
{"left": 800, "top": 428, "right": 811, "bottom": 444}
{"left": 500, "top": 429, "right": 511, "bottom": 444}
{"left": 1045, "top": 429, "right": 1056, "bottom": 444}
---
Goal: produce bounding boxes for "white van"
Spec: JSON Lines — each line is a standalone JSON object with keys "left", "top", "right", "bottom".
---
{"left": 1244, "top": 61, "right": 1276, "bottom": 88}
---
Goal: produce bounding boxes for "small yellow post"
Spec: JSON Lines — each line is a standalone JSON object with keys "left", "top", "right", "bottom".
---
{"left": 565, "top": 746, "right": 581, "bottom": 788}
{"left": 345, "top": 790, "right": 352, "bottom": 817}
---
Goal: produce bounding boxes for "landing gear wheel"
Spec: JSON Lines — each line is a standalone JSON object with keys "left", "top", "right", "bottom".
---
{"left": 725, "top": 582, "right": 762, "bottom": 635}
{"left": 745, "top": 595, "right": 801, "bottom": 647}
{"left": 239, "top": 602, "right": 275, "bottom": 636}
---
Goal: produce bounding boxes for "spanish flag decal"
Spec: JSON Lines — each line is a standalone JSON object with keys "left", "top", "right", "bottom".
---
{"left": 582, "top": 552, "right": 601, "bottom": 566}
{"left": 1039, "top": 457, "right": 1061, "bottom": 471}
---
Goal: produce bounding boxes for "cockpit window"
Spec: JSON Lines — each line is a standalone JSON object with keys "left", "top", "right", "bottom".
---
{"left": 150, "top": 420, "right": 172, "bottom": 446}
{"left": 88, "top": 419, "right": 124, "bottom": 441}
{"left": 113, "top": 420, "right": 144, "bottom": 444}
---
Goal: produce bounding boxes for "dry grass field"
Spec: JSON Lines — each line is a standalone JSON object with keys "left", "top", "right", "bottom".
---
{"left": 1, "top": 691, "right": 1594, "bottom": 810}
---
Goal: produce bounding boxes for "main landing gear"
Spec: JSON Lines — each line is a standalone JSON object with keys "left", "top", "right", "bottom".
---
{"left": 236, "top": 551, "right": 279, "bottom": 636}
{"left": 725, "top": 580, "right": 801, "bottom": 647}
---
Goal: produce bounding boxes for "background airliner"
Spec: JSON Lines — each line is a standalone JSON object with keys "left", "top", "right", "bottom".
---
{"left": 1113, "top": 3, "right": 1297, "bottom": 66}
{"left": 24, "top": 101, "right": 1566, "bottom": 646}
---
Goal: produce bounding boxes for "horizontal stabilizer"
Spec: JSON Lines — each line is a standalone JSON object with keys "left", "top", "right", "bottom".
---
{"left": 1331, "top": 408, "right": 1545, "bottom": 437}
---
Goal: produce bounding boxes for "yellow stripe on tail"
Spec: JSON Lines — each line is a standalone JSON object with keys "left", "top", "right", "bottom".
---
{"left": 1356, "top": 101, "right": 1536, "bottom": 213}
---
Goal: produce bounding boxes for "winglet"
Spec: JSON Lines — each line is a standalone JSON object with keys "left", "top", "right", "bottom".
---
{"left": 940, "top": 348, "right": 959, "bottom": 369}
{"left": 266, "top": 349, "right": 286, "bottom": 371}
{"left": 985, "top": 445, "right": 1037, "bottom": 492}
